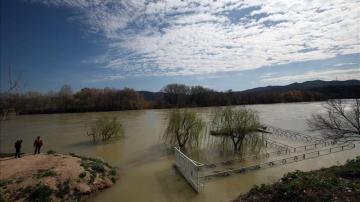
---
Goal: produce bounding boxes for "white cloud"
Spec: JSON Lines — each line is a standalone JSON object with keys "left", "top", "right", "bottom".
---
{"left": 333, "top": 62, "right": 358, "bottom": 67}
{"left": 261, "top": 68, "right": 360, "bottom": 82}
{"left": 33, "top": 0, "right": 360, "bottom": 76}
{"left": 85, "top": 74, "right": 125, "bottom": 83}
{"left": 260, "top": 72, "right": 279, "bottom": 78}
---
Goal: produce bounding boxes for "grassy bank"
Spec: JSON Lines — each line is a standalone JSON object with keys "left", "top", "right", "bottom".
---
{"left": 234, "top": 157, "right": 360, "bottom": 202}
{"left": 0, "top": 151, "right": 119, "bottom": 202}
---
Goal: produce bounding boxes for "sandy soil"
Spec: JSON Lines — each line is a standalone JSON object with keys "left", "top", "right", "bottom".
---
{"left": 0, "top": 153, "right": 118, "bottom": 202}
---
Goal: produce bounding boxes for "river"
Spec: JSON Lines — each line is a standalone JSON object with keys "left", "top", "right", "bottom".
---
{"left": 1, "top": 102, "right": 359, "bottom": 202}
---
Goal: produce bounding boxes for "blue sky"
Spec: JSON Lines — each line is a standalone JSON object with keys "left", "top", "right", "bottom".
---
{"left": 1, "top": 0, "right": 359, "bottom": 92}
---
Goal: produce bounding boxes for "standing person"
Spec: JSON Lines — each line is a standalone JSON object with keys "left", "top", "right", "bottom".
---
{"left": 14, "top": 139, "right": 22, "bottom": 158}
{"left": 33, "top": 136, "right": 43, "bottom": 154}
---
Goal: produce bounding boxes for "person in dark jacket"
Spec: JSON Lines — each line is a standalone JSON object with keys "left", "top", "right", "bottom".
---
{"left": 14, "top": 139, "right": 22, "bottom": 158}
{"left": 34, "top": 136, "right": 43, "bottom": 154}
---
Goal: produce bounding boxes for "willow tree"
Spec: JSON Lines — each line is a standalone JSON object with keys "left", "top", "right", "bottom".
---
{"left": 210, "top": 107, "right": 262, "bottom": 153}
{"left": 162, "top": 109, "right": 205, "bottom": 150}
{"left": 87, "top": 116, "right": 124, "bottom": 143}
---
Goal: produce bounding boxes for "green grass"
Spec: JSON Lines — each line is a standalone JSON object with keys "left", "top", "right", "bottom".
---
{"left": 0, "top": 195, "right": 5, "bottom": 202}
{"left": 46, "top": 150, "right": 57, "bottom": 155}
{"left": 27, "top": 185, "right": 53, "bottom": 202}
{"left": 109, "top": 168, "right": 117, "bottom": 176}
{"left": 0, "top": 153, "right": 22, "bottom": 158}
{"left": 69, "top": 153, "right": 117, "bottom": 185}
{"left": 0, "top": 180, "right": 12, "bottom": 187}
{"left": 18, "top": 185, "right": 53, "bottom": 202}
{"left": 33, "top": 169, "right": 57, "bottom": 179}
{"left": 55, "top": 180, "right": 70, "bottom": 199}
{"left": 236, "top": 157, "right": 360, "bottom": 202}
{"left": 72, "top": 154, "right": 110, "bottom": 183}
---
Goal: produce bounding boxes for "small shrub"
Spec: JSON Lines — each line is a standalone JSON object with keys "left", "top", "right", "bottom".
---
{"left": 15, "top": 178, "right": 24, "bottom": 184}
{"left": 89, "top": 173, "right": 97, "bottom": 184}
{"left": 109, "top": 168, "right": 117, "bottom": 176}
{"left": 0, "top": 194, "right": 5, "bottom": 202}
{"left": 33, "top": 169, "right": 57, "bottom": 179}
{"left": 56, "top": 180, "right": 70, "bottom": 199}
{"left": 79, "top": 172, "right": 86, "bottom": 179}
{"left": 46, "top": 150, "right": 57, "bottom": 155}
{"left": 87, "top": 116, "right": 124, "bottom": 143}
{"left": 90, "top": 162, "right": 105, "bottom": 173}
{"left": 27, "top": 185, "right": 53, "bottom": 202}
{"left": 71, "top": 188, "right": 81, "bottom": 201}
{"left": 0, "top": 180, "right": 12, "bottom": 187}
{"left": 20, "top": 186, "right": 33, "bottom": 195}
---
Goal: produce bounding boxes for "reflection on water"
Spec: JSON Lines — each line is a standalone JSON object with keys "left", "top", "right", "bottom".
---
{"left": 1, "top": 102, "right": 358, "bottom": 202}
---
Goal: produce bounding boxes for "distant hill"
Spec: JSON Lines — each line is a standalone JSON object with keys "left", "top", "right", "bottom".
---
{"left": 241, "top": 80, "right": 360, "bottom": 94}
{"left": 134, "top": 80, "right": 360, "bottom": 108}
{"left": 138, "top": 80, "right": 360, "bottom": 102}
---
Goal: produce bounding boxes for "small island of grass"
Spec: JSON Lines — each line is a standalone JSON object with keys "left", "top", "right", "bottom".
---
{"left": 0, "top": 151, "right": 118, "bottom": 202}
{"left": 234, "top": 157, "right": 360, "bottom": 202}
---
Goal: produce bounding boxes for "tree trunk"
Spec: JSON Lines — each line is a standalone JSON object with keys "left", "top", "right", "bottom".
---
{"left": 231, "top": 137, "right": 240, "bottom": 153}
{"left": 1, "top": 110, "right": 9, "bottom": 121}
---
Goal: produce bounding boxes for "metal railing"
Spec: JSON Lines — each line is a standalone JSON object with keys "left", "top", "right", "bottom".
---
{"left": 174, "top": 147, "right": 203, "bottom": 192}
{"left": 201, "top": 142, "right": 355, "bottom": 179}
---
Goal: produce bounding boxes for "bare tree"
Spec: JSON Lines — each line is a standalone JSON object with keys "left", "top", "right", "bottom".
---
{"left": 0, "top": 66, "right": 22, "bottom": 120}
{"left": 162, "top": 109, "right": 205, "bottom": 150}
{"left": 307, "top": 99, "right": 360, "bottom": 142}
{"left": 161, "top": 83, "right": 190, "bottom": 107}
{"left": 5, "top": 65, "right": 21, "bottom": 93}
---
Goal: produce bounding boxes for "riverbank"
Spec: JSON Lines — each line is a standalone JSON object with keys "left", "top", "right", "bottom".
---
{"left": 0, "top": 152, "right": 118, "bottom": 202}
{"left": 234, "top": 156, "right": 360, "bottom": 202}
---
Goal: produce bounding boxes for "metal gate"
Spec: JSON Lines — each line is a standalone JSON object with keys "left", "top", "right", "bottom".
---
{"left": 174, "top": 147, "right": 203, "bottom": 192}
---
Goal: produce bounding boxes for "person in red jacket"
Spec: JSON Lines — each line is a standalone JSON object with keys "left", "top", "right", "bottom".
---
{"left": 34, "top": 136, "right": 43, "bottom": 154}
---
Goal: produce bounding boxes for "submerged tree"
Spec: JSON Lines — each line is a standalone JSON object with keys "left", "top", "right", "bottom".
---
{"left": 307, "top": 99, "right": 360, "bottom": 142}
{"left": 87, "top": 116, "right": 124, "bottom": 143}
{"left": 210, "top": 107, "right": 262, "bottom": 153}
{"left": 162, "top": 109, "right": 205, "bottom": 150}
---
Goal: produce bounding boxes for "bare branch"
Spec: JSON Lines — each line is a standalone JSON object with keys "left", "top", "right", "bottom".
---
{"left": 307, "top": 99, "right": 360, "bottom": 142}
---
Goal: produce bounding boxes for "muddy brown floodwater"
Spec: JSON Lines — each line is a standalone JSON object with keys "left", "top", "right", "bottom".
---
{"left": 1, "top": 102, "right": 359, "bottom": 202}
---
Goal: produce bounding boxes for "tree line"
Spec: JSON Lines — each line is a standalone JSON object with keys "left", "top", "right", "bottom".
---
{"left": 1, "top": 83, "right": 359, "bottom": 116}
